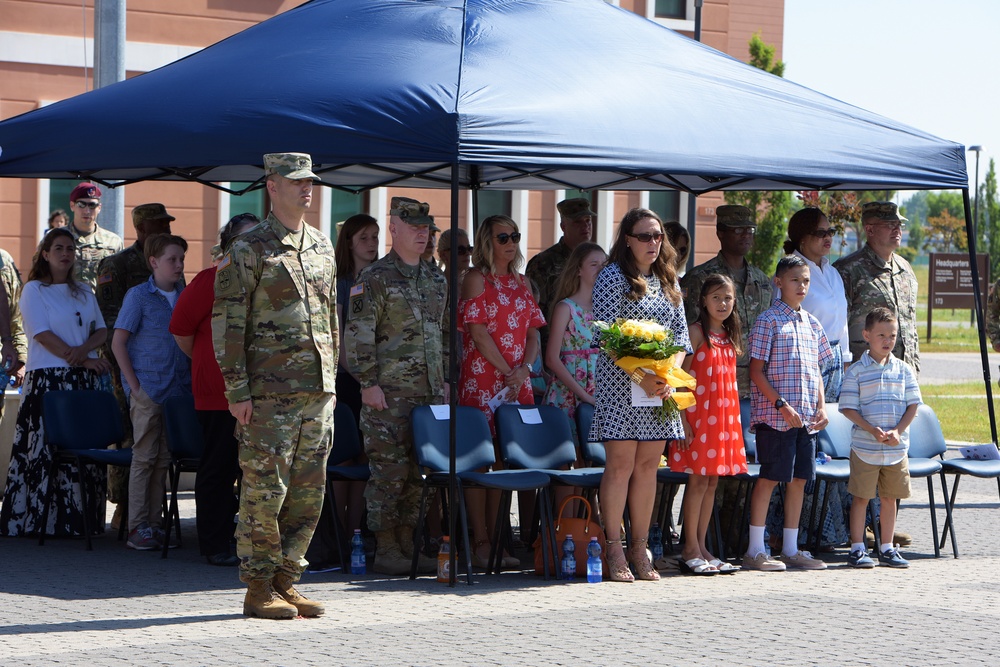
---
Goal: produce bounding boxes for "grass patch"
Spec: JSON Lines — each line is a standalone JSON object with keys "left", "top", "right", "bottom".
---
{"left": 920, "top": 385, "right": 1000, "bottom": 443}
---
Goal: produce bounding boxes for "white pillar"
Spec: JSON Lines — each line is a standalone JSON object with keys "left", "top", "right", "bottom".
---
{"left": 595, "top": 191, "right": 616, "bottom": 250}
{"left": 37, "top": 180, "right": 51, "bottom": 243}
{"left": 94, "top": 0, "right": 126, "bottom": 239}
{"left": 218, "top": 185, "right": 232, "bottom": 231}
{"left": 511, "top": 190, "right": 530, "bottom": 260}
{"left": 318, "top": 185, "right": 333, "bottom": 240}
{"left": 370, "top": 187, "right": 389, "bottom": 256}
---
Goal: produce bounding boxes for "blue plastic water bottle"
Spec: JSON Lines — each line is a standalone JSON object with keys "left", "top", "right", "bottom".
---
{"left": 561, "top": 534, "right": 576, "bottom": 580}
{"left": 586, "top": 537, "right": 602, "bottom": 583}
{"left": 350, "top": 529, "right": 366, "bottom": 575}
{"left": 816, "top": 452, "right": 829, "bottom": 465}
{"left": 649, "top": 523, "right": 664, "bottom": 563}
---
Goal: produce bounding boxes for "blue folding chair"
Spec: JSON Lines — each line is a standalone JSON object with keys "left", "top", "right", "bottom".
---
{"left": 41, "top": 390, "right": 130, "bottom": 550}
{"left": 938, "top": 437, "right": 1000, "bottom": 558}
{"left": 160, "top": 393, "right": 203, "bottom": 558}
{"left": 410, "top": 405, "right": 553, "bottom": 581}
{"left": 905, "top": 404, "right": 958, "bottom": 558}
{"left": 810, "top": 405, "right": 856, "bottom": 553}
{"left": 324, "top": 402, "right": 370, "bottom": 572}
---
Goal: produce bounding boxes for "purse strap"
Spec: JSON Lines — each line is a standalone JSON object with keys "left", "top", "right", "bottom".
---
{"left": 554, "top": 494, "right": 593, "bottom": 534}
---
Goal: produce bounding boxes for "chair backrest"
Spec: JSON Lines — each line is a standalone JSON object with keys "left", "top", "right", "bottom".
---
{"left": 410, "top": 405, "right": 495, "bottom": 473}
{"left": 162, "top": 393, "right": 204, "bottom": 460}
{"left": 818, "top": 404, "right": 853, "bottom": 459}
{"left": 43, "top": 390, "right": 124, "bottom": 451}
{"left": 495, "top": 404, "right": 577, "bottom": 470}
{"left": 907, "top": 403, "right": 947, "bottom": 459}
{"left": 739, "top": 398, "right": 756, "bottom": 461}
{"left": 573, "top": 402, "right": 606, "bottom": 466}
{"left": 330, "top": 402, "right": 363, "bottom": 466}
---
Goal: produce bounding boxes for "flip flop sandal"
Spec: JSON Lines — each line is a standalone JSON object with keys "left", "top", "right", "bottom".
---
{"left": 708, "top": 558, "right": 740, "bottom": 574}
{"left": 677, "top": 557, "right": 719, "bottom": 576}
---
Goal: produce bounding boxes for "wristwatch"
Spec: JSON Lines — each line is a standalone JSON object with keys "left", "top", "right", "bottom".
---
{"left": 774, "top": 397, "right": 787, "bottom": 409}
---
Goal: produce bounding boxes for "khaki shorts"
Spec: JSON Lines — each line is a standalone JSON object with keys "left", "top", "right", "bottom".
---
{"left": 847, "top": 450, "right": 911, "bottom": 500}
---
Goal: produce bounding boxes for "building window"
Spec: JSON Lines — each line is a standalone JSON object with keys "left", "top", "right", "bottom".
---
{"left": 648, "top": 190, "right": 681, "bottom": 222}
{"left": 474, "top": 190, "right": 512, "bottom": 223}
{"left": 329, "top": 190, "right": 364, "bottom": 227}
{"left": 655, "top": 0, "right": 685, "bottom": 19}
{"left": 229, "top": 183, "right": 267, "bottom": 220}
{"left": 48, "top": 179, "right": 78, "bottom": 219}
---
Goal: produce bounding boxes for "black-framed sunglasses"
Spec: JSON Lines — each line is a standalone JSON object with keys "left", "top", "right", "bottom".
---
{"left": 74, "top": 201, "right": 100, "bottom": 210}
{"left": 495, "top": 232, "right": 521, "bottom": 245}
{"left": 455, "top": 244, "right": 473, "bottom": 254}
{"left": 627, "top": 232, "right": 664, "bottom": 243}
{"left": 808, "top": 229, "right": 836, "bottom": 239}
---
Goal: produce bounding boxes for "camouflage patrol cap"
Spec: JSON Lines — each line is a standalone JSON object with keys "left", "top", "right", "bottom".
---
{"left": 715, "top": 205, "right": 755, "bottom": 228}
{"left": 131, "top": 203, "right": 176, "bottom": 227}
{"left": 263, "top": 152, "right": 319, "bottom": 181}
{"left": 69, "top": 182, "right": 102, "bottom": 202}
{"left": 557, "top": 197, "right": 597, "bottom": 220}
{"left": 861, "top": 201, "right": 907, "bottom": 223}
{"left": 390, "top": 196, "right": 433, "bottom": 226}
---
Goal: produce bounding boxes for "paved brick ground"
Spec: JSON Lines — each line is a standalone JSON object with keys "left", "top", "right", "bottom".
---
{"left": 2, "top": 467, "right": 998, "bottom": 666}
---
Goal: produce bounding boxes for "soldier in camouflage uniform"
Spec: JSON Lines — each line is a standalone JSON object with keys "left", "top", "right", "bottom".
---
{"left": 96, "top": 203, "right": 176, "bottom": 519}
{"left": 986, "top": 277, "right": 1000, "bottom": 353}
{"left": 834, "top": 202, "right": 920, "bottom": 375}
{"left": 65, "top": 183, "right": 124, "bottom": 290}
{"left": 346, "top": 197, "right": 447, "bottom": 576}
{"left": 526, "top": 197, "right": 597, "bottom": 352}
{"left": 213, "top": 153, "right": 338, "bottom": 620}
{"left": 681, "top": 205, "right": 772, "bottom": 399}
{"left": 0, "top": 248, "right": 28, "bottom": 420}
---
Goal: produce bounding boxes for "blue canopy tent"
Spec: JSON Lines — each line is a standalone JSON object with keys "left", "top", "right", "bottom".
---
{"left": 0, "top": 0, "right": 993, "bottom": 572}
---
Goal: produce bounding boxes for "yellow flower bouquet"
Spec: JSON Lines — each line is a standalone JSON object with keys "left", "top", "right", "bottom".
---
{"left": 593, "top": 318, "right": 696, "bottom": 420}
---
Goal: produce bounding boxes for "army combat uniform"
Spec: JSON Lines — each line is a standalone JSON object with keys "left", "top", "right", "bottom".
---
{"left": 345, "top": 249, "right": 448, "bottom": 534}
{"left": 681, "top": 253, "right": 772, "bottom": 399}
{"left": 68, "top": 224, "right": 124, "bottom": 290}
{"left": 987, "top": 277, "right": 1000, "bottom": 352}
{"left": 0, "top": 249, "right": 28, "bottom": 421}
{"left": 834, "top": 244, "right": 920, "bottom": 375}
{"left": 213, "top": 212, "right": 338, "bottom": 584}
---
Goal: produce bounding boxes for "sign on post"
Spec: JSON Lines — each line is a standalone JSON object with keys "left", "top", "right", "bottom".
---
{"left": 927, "top": 253, "right": 990, "bottom": 342}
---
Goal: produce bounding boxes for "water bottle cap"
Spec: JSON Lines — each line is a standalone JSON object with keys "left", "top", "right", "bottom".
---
{"left": 590, "top": 536, "right": 598, "bottom": 541}
{"left": 565, "top": 534, "right": 573, "bottom": 538}
{"left": 353, "top": 529, "right": 361, "bottom": 534}
{"left": 442, "top": 536, "right": 450, "bottom": 542}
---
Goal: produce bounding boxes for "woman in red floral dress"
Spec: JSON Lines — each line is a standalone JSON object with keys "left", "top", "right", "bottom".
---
{"left": 459, "top": 214, "right": 545, "bottom": 568}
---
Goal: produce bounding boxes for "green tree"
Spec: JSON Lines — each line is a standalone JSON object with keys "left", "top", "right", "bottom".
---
{"left": 984, "top": 159, "right": 999, "bottom": 280}
{"left": 924, "top": 209, "right": 966, "bottom": 253}
{"left": 725, "top": 33, "right": 788, "bottom": 272}
{"left": 799, "top": 190, "right": 862, "bottom": 253}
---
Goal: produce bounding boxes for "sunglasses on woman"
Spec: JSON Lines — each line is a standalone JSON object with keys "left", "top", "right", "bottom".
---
{"left": 808, "top": 229, "right": 836, "bottom": 239}
{"left": 454, "top": 245, "right": 473, "bottom": 254}
{"left": 495, "top": 232, "right": 521, "bottom": 245}
{"left": 627, "top": 232, "right": 664, "bottom": 243}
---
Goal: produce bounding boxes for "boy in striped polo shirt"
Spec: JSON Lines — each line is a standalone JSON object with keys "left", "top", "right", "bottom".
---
{"left": 840, "top": 307, "right": 921, "bottom": 569}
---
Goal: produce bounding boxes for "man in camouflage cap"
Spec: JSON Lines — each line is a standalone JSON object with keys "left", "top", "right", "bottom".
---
{"left": 526, "top": 197, "right": 597, "bottom": 351}
{"left": 681, "top": 204, "right": 772, "bottom": 399}
{"left": 66, "top": 182, "right": 124, "bottom": 289}
{"left": 345, "top": 195, "right": 447, "bottom": 576}
{"left": 96, "top": 203, "right": 177, "bottom": 524}
{"left": 213, "top": 152, "right": 337, "bottom": 619}
{"left": 835, "top": 202, "right": 919, "bottom": 374}
{"left": 986, "top": 277, "right": 1000, "bottom": 354}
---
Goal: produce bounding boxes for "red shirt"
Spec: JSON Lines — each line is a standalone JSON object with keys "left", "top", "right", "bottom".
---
{"left": 169, "top": 266, "right": 228, "bottom": 411}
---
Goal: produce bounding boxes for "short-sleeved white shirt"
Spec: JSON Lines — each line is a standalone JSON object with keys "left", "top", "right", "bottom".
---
{"left": 19, "top": 281, "right": 103, "bottom": 371}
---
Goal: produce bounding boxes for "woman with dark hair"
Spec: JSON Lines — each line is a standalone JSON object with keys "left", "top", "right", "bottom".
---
{"left": 663, "top": 221, "right": 690, "bottom": 274}
{"left": 590, "top": 207, "right": 691, "bottom": 582}
{"left": 0, "top": 228, "right": 112, "bottom": 537}
{"left": 437, "top": 227, "right": 472, "bottom": 290}
{"left": 460, "top": 214, "right": 545, "bottom": 568}
{"left": 169, "top": 212, "right": 259, "bottom": 565}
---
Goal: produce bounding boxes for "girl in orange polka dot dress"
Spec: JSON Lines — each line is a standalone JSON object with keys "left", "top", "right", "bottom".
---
{"left": 670, "top": 273, "right": 748, "bottom": 574}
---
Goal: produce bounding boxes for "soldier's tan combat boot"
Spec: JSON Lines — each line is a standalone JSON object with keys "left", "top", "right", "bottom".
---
{"left": 272, "top": 572, "right": 325, "bottom": 617}
{"left": 373, "top": 530, "right": 411, "bottom": 576}
{"left": 397, "top": 526, "right": 437, "bottom": 574}
{"left": 243, "top": 579, "right": 297, "bottom": 619}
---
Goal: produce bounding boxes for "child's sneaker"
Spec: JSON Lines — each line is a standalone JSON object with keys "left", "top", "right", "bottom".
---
{"left": 847, "top": 547, "right": 875, "bottom": 569}
{"left": 127, "top": 522, "right": 159, "bottom": 550}
{"left": 742, "top": 551, "right": 786, "bottom": 571}
{"left": 878, "top": 546, "right": 910, "bottom": 568}
{"left": 779, "top": 550, "right": 827, "bottom": 570}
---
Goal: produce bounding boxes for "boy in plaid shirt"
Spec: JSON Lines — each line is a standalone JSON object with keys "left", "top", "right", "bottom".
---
{"left": 840, "top": 307, "right": 920, "bottom": 569}
{"left": 744, "top": 255, "right": 833, "bottom": 571}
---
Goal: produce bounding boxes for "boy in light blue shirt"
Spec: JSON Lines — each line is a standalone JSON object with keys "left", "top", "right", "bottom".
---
{"left": 839, "top": 307, "right": 921, "bottom": 569}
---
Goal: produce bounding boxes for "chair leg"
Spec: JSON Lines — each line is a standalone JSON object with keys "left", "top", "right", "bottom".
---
{"left": 538, "top": 489, "right": 556, "bottom": 581}
{"left": 410, "top": 485, "right": 431, "bottom": 580}
{"left": 38, "top": 456, "right": 61, "bottom": 546}
{"left": 937, "top": 472, "right": 959, "bottom": 558}
{"left": 324, "top": 481, "right": 348, "bottom": 574}
{"left": 161, "top": 464, "right": 177, "bottom": 559}
{"left": 76, "top": 456, "right": 93, "bottom": 551}
{"left": 454, "top": 483, "right": 475, "bottom": 585}
{"left": 812, "top": 481, "right": 833, "bottom": 556}
{"left": 867, "top": 499, "right": 879, "bottom": 551}
{"left": 925, "top": 477, "right": 941, "bottom": 558}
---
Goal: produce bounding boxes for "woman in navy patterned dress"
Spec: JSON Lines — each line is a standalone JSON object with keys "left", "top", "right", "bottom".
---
{"left": 590, "top": 208, "right": 691, "bottom": 582}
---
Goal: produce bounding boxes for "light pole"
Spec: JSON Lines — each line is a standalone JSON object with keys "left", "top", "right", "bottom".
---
{"left": 969, "top": 145, "right": 983, "bottom": 245}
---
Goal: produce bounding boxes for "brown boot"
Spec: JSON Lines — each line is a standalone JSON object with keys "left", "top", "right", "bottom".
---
{"left": 272, "top": 572, "right": 325, "bottom": 617}
{"left": 397, "top": 526, "right": 437, "bottom": 574}
{"left": 243, "top": 579, "right": 297, "bottom": 619}
{"left": 373, "top": 530, "right": 411, "bottom": 576}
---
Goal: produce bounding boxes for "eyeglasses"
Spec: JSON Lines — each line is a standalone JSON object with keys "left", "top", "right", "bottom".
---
{"left": 871, "top": 221, "right": 906, "bottom": 231}
{"left": 627, "top": 232, "right": 664, "bottom": 243}
{"left": 495, "top": 232, "right": 521, "bottom": 245}
{"left": 808, "top": 229, "right": 836, "bottom": 239}
{"left": 726, "top": 227, "right": 756, "bottom": 236}
{"left": 74, "top": 201, "right": 100, "bottom": 210}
